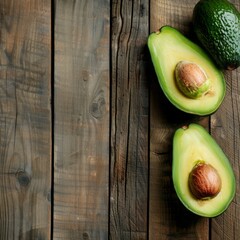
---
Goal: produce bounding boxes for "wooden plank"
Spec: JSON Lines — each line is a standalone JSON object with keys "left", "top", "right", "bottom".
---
{"left": 54, "top": 0, "right": 110, "bottom": 239}
{"left": 149, "top": 0, "right": 209, "bottom": 239}
{"left": 110, "top": 0, "right": 149, "bottom": 239}
{"left": 210, "top": 2, "right": 240, "bottom": 239}
{"left": 0, "top": 0, "right": 52, "bottom": 239}
{"left": 210, "top": 68, "right": 240, "bottom": 239}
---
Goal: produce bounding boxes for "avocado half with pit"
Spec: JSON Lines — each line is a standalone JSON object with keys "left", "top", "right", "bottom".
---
{"left": 148, "top": 26, "right": 226, "bottom": 116}
{"left": 173, "top": 123, "right": 236, "bottom": 217}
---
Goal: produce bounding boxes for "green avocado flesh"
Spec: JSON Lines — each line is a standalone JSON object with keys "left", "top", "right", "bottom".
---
{"left": 148, "top": 26, "right": 226, "bottom": 115}
{"left": 193, "top": 0, "right": 240, "bottom": 70}
{"left": 173, "top": 123, "right": 236, "bottom": 217}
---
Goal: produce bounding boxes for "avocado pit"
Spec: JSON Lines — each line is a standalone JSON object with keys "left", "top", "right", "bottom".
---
{"left": 175, "top": 61, "right": 211, "bottom": 99}
{"left": 188, "top": 162, "right": 222, "bottom": 200}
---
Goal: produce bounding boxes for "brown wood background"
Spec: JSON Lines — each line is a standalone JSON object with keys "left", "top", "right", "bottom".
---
{"left": 0, "top": 0, "right": 239, "bottom": 239}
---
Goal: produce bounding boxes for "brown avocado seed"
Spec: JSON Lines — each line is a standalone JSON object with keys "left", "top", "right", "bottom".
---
{"left": 175, "top": 61, "right": 211, "bottom": 98}
{"left": 188, "top": 162, "right": 222, "bottom": 200}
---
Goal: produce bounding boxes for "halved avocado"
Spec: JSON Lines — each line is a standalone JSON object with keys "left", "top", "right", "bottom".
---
{"left": 148, "top": 26, "right": 226, "bottom": 116}
{"left": 172, "top": 123, "right": 236, "bottom": 217}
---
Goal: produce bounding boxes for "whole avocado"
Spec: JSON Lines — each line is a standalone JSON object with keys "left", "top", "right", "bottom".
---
{"left": 193, "top": 0, "right": 240, "bottom": 70}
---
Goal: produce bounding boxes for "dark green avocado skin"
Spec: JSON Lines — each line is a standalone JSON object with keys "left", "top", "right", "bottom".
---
{"left": 193, "top": 0, "right": 240, "bottom": 70}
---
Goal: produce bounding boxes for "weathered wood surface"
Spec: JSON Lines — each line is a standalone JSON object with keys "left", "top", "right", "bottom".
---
{"left": 0, "top": 0, "right": 51, "bottom": 239}
{"left": 110, "top": 0, "right": 149, "bottom": 239}
{"left": 54, "top": 0, "right": 110, "bottom": 239}
{"left": 0, "top": 0, "right": 239, "bottom": 239}
{"left": 210, "top": 63, "right": 240, "bottom": 239}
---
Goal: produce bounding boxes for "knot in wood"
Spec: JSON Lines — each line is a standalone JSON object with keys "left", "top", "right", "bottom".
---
{"left": 16, "top": 170, "right": 31, "bottom": 187}
{"left": 90, "top": 97, "right": 106, "bottom": 119}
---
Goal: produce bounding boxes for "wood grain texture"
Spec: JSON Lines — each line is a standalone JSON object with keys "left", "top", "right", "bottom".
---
{"left": 210, "top": 69, "right": 240, "bottom": 240}
{"left": 149, "top": 0, "right": 209, "bottom": 239}
{"left": 0, "top": 0, "right": 51, "bottom": 239}
{"left": 54, "top": 0, "right": 110, "bottom": 239}
{"left": 110, "top": 0, "right": 149, "bottom": 239}
{"left": 209, "top": 3, "right": 240, "bottom": 240}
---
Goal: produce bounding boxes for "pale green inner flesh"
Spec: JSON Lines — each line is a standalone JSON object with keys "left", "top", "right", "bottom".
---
{"left": 149, "top": 28, "right": 225, "bottom": 114}
{"left": 173, "top": 125, "right": 235, "bottom": 217}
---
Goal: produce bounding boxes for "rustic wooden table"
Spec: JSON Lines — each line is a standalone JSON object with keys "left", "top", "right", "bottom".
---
{"left": 0, "top": 0, "right": 239, "bottom": 239}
